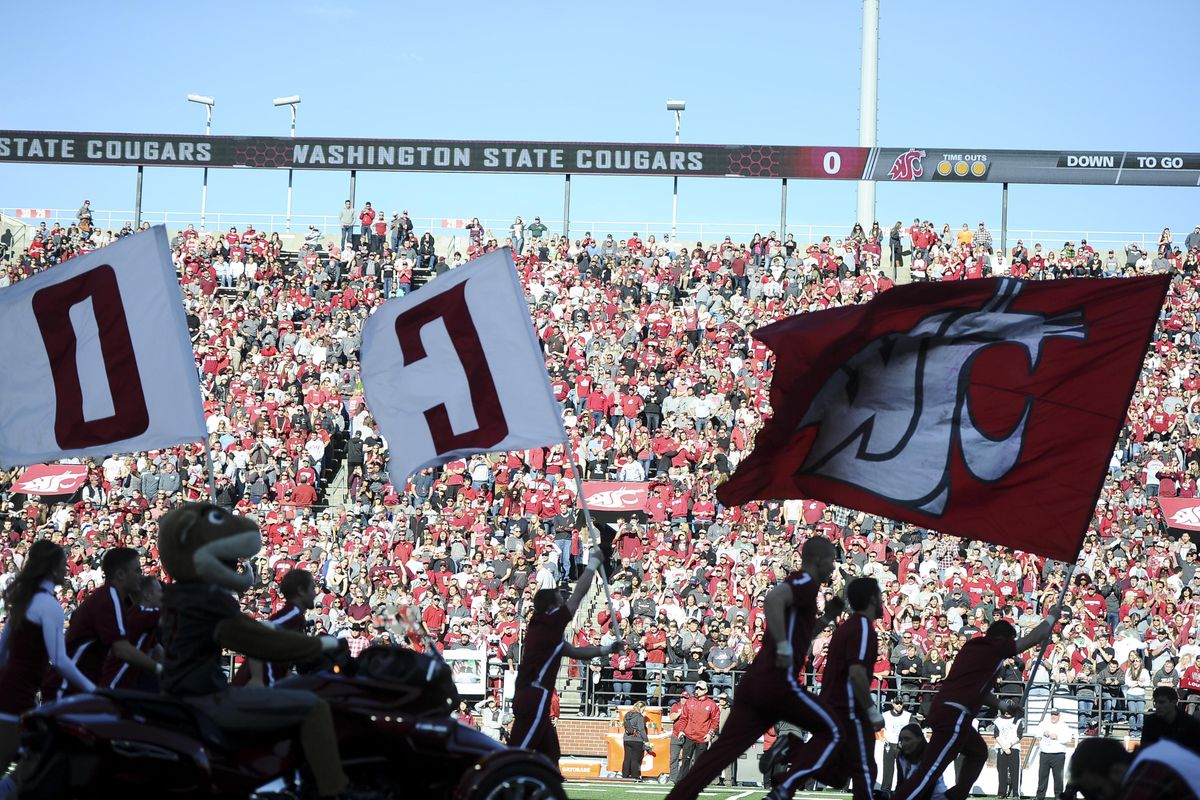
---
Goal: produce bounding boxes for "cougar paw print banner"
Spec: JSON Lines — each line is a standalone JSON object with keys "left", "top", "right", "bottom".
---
{"left": 718, "top": 276, "right": 1170, "bottom": 560}
{"left": 0, "top": 227, "right": 206, "bottom": 467}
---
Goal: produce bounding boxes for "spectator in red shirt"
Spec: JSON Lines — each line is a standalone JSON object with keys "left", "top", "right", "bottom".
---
{"left": 610, "top": 647, "right": 638, "bottom": 706}
{"left": 358, "top": 202, "right": 375, "bottom": 241}
{"left": 678, "top": 680, "right": 721, "bottom": 780}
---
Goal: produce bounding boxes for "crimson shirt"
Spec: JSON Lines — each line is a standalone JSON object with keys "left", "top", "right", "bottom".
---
{"left": 0, "top": 588, "right": 52, "bottom": 713}
{"left": 681, "top": 696, "right": 720, "bottom": 742}
{"left": 933, "top": 634, "right": 1017, "bottom": 714}
{"left": 63, "top": 584, "right": 131, "bottom": 686}
{"left": 819, "top": 612, "right": 877, "bottom": 711}
{"left": 745, "top": 570, "right": 820, "bottom": 680}
{"left": 230, "top": 602, "right": 308, "bottom": 686}
{"left": 100, "top": 605, "right": 160, "bottom": 689}
{"left": 514, "top": 604, "right": 571, "bottom": 691}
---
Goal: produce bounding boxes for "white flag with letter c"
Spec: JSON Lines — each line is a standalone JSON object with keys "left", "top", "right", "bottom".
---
{"left": 360, "top": 247, "right": 563, "bottom": 488}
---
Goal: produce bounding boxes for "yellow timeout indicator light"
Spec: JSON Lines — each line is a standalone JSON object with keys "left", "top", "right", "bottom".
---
{"left": 934, "top": 158, "right": 990, "bottom": 180}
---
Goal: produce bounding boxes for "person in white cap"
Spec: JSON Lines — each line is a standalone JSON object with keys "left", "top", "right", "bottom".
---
{"left": 1036, "top": 709, "right": 1074, "bottom": 800}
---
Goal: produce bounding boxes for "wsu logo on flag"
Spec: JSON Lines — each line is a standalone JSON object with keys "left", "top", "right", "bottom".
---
{"left": 360, "top": 248, "right": 563, "bottom": 487}
{"left": 799, "top": 280, "right": 1088, "bottom": 515}
{"left": 13, "top": 464, "right": 89, "bottom": 495}
{"left": 1158, "top": 498, "right": 1200, "bottom": 532}
{"left": 718, "top": 276, "right": 1169, "bottom": 561}
{"left": 582, "top": 482, "right": 649, "bottom": 512}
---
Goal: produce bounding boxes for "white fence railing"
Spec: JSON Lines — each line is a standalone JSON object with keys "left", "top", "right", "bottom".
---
{"left": 0, "top": 208, "right": 1173, "bottom": 252}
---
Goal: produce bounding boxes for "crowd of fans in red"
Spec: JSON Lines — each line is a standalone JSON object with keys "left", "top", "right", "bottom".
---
{"left": 2, "top": 205, "right": 1200, "bottom": 735}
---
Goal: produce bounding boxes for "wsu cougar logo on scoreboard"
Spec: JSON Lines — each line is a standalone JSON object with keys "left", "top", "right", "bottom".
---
{"left": 796, "top": 279, "right": 1088, "bottom": 514}
{"left": 888, "top": 148, "right": 926, "bottom": 181}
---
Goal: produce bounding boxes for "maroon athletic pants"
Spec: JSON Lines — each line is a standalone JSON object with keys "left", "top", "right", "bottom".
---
{"left": 894, "top": 701, "right": 987, "bottom": 800}
{"left": 508, "top": 685, "right": 560, "bottom": 762}
{"left": 665, "top": 668, "right": 840, "bottom": 800}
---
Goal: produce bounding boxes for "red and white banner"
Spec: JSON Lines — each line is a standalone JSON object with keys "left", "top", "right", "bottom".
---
{"left": 11, "top": 209, "right": 53, "bottom": 219}
{"left": 718, "top": 276, "right": 1170, "bottom": 561}
{"left": 0, "top": 227, "right": 207, "bottom": 467}
{"left": 582, "top": 481, "right": 649, "bottom": 512}
{"left": 360, "top": 247, "right": 563, "bottom": 487}
{"left": 1159, "top": 497, "right": 1200, "bottom": 531}
{"left": 12, "top": 464, "right": 88, "bottom": 495}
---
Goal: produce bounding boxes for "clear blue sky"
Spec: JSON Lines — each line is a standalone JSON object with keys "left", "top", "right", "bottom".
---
{"left": 2, "top": 0, "right": 1198, "bottom": 244}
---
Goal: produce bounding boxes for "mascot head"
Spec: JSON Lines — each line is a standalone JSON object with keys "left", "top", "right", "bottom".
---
{"left": 158, "top": 502, "right": 262, "bottom": 593}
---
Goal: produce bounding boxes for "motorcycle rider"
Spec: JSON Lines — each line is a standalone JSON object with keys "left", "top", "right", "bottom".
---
{"left": 0, "top": 541, "right": 96, "bottom": 799}
{"left": 100, "top": 575, "right": 163, "bottom": 691}
{"left": 509, "top": 543, "right": 626, "bottom": 761}
{"left": 231, "top": 569, "right": 316, "bottom": 686}
{"left": 157, "top": 503, "right": 348, "bottom": 799}
{"left": 54, "top": 547, "right": 162, "bottom": 695}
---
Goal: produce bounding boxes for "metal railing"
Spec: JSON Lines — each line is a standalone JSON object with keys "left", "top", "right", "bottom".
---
{"left": 0, "top": 207, "right": 1178, "bottom": 252}
{"left": 554, "top": 667, "right": 1196, "bottom": 738}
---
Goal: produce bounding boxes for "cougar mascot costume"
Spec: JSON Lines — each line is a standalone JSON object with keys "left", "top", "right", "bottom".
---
{"left": 157, "top": 502, "right": 348, "bottom": 799}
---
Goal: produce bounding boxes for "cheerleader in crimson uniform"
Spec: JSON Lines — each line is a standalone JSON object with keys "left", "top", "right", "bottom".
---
{"left": 0, "top": 541, "right": 96, "bottom": 796}
{"left": 892, "top": 606, "right": 1062, "bottom": 800}
{"left": 508, "top": 544, "right": 625, "bottom": 762}
{"left": 664, "top": 536, "right": 844, "bottom": 800}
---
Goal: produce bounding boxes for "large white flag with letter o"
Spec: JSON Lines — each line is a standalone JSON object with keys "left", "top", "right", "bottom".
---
{"left": 0, "top": 226, "right": 206, "bottom": 467}
{"left": 360, "top": 247, "right": 563, "bottom": 488}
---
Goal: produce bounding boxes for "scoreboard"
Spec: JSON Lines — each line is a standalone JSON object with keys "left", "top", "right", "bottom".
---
{"left": 1, "top": 130, "right": 1199, "bottom": 187}
{"left": 722, "top": 145, "right": 1200, "bottom": 186}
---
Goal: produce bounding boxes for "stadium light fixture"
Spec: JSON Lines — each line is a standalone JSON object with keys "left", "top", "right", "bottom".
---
{"left": 273, "top": 96, "right": 301, "bottom": 231}
{"left": 187, "top": 94, "right": 215, "bottom": 230}
{"left": 667, "top": 100, "right": 686, "bottom": 239}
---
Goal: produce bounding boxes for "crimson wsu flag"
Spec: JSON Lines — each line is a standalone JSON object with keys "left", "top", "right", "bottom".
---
{"left": 718, "top": 276, "right": 1169, "bottom": 561}
{"left": 1159, "top": 497, "right": 1200, "bottom": 532}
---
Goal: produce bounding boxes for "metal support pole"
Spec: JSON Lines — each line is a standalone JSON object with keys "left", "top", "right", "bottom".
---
{"left": 349, "top": 170, "right": 357, "bottom": 210}
{"left": 780, "top": 178, "right": 788, "bottom": 238}
{"left": 1001, "top": 182, "right": 1009, "bottom": 261}
{"left": 563, "top": 173, "right": 571, "bottom": 238}
{"left": 856, "top": 0, "right": 880, "bottom": 226}
{"left": 134, "top": 166, "right": 144, "bottom": 229}
{"left": 671, "top": 110, "right": 681, "bottom": 240}
{"left": 286, "top": 105, "right": 296, "bottom": 232}
{"left": 201, "top": 105, "right": 211, "bottom": 230}
{"left": 1020, "top": 563, "right": 1075, "bottom": 713}
{"left": 204, "top": 441, "right": 220, "bottom": 505}
{"left": 566, "top": 453, "right": 621, "bottom": 634}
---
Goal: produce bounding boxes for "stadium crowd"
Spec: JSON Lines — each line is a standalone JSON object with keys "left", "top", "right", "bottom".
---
{"left": 2, "top": 204, "right": 1200, "bottom": 738}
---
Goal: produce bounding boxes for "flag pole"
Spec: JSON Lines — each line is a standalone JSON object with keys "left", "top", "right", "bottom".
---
{"left": 203, "top": 438, "right": 219, "bottom": 504}
{"left": 1019, "top": 561, "right": 1076, "bottom": 713}
{"left": 562, "top": 440, "right": 623, "bottom": 639}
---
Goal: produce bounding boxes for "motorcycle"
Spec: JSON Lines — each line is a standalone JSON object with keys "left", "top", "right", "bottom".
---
{"left": 14, "top": 645, "right": 566, "bottom": 800}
